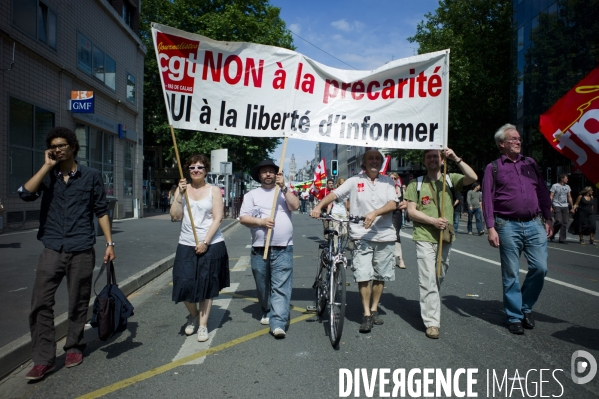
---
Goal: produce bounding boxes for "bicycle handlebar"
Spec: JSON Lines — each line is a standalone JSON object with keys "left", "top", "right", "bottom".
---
{"left": 319, "top": 212, "right": 364, "bottom": 223}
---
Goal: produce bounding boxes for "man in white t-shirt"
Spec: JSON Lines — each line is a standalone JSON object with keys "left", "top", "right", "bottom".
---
{"left": 239, "top": 159, "right": 300, "bottom": 338}
{"left": 311, "top": 150, "right": 402, "bottom": 333}
{"left": 549, "top": 174, "right": 573, "bottom": 243}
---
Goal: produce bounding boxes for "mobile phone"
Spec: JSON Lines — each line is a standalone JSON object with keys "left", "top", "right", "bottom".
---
{"left": 48, "top": 152, "right": 56, "bottom": 161}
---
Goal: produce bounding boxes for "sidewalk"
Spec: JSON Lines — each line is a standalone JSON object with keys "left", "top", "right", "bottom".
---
{"left": 0, "top": 211, "right": 237, "bottom": 380}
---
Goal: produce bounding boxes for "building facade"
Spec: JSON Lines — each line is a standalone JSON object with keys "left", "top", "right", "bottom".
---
{"left": 513, "top": 0, "right": 598, "bottom": 195}
{"left": 1, "top": 0, "right": 145, "bottom": 230}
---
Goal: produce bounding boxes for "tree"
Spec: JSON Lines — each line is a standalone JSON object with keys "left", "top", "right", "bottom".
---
{"left": 139, "top": 0, "right": 295, "bottom": 172}
{"left": 401, "top": 0, "right": 512, "bottom": 171}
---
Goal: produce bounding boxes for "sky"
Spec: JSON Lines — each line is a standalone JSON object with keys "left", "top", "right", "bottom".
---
{"left": 268, "top": 0, "right": 441, "bottom": 177}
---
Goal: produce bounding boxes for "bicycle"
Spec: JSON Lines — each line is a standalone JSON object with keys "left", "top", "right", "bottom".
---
{"left": 312, "top": 213, "right": 364, "bottom": 347}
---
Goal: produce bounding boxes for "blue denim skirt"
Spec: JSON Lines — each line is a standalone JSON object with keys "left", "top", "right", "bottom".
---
{"left": 172, "top": 241, "right": 230, "bottom": 303}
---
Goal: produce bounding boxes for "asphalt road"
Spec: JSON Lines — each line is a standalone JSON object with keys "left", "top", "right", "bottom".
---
{"left": 1, "top": 212, "right": 599, "bottom": 398}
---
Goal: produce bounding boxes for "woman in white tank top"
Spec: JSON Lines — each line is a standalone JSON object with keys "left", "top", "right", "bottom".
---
{"left": 169, "top": 154, "right": 230, "bottom": 342}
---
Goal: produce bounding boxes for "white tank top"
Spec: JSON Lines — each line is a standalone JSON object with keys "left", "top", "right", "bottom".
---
{"left": 178, "top": 186, "right": 224, "bottom": 247}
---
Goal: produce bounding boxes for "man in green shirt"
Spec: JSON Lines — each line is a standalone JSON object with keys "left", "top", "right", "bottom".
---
{"left": 404, "top": 149, "right": 477, "bottom": 339}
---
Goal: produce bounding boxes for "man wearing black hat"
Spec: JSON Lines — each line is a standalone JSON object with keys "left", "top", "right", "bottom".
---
{"left": 239, "top": 160, "right": 300, "bottom": 338}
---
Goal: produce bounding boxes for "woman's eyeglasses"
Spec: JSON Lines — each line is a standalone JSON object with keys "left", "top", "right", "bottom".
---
{"left": 188, "top": 166, "right": 206, "bottom": 171}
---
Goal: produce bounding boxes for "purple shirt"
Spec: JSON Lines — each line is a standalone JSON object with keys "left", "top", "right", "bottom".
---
{"left": 482, "top": 154, "right": 551, "bottom": 229}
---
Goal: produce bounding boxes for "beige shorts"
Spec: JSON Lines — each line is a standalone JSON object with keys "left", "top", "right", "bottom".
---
{"left": 351, "top": 240, "right": 395, "bottom": 282}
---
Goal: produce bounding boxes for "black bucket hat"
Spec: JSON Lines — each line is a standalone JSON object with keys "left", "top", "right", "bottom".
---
{"left": 251, "top": 159, "right": 279, "bottom": 183}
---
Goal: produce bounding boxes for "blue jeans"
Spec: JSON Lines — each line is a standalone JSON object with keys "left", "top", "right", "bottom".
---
{"left": 250, "top": 246, "right": 293, "bottom": 331}
{"left": 453, "top": 210, "right": 461, "bottom": 232}
{"left": 468, "top": 208, "right": 483, "bottom": 233}
{"left": 495, "top": 216, "right": 548, "bottom": 323}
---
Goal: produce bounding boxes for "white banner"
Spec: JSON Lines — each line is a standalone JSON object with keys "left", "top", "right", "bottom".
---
{"left": 152, "top": 23, "right": 450, "bottom": 149}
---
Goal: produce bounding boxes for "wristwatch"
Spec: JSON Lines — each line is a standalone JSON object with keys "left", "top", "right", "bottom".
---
{"left": 282, "top": 186, "right": 288, "bottom": 194}
{"left": 202, "top": 240, "right": 209, "bottom": 246}
{"left": 106, "top": 242, "right": 115, "bottom": 247}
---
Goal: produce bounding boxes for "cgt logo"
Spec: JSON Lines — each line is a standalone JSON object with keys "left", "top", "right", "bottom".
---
{"left": 571, "top": 350, "right": 597, "bottom": 384}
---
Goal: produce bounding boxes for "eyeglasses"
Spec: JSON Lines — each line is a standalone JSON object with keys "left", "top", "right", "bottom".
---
{"left": 392, "top": 177, "right": 398, "bottom": 180}
{"left": 505, "top": 138, "right": 522, "bottom": 143}
{"left": 49, "top": 143, "right": 69, "bottom": 151}
{"left": 188, "top": 166, "right": 206, "bottom": 171}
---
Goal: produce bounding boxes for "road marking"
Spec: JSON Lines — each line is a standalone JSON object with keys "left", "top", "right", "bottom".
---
{"left": 547, "top": 246, "right": 599, "bottom": 258}
{"left": 230, "top": 256, "right": 250, "bottom": 271}
{"left": 451, "top": 249, "right": 599, "bottom": 298}
{"left": 245, "top": 244, "right": 252, "bottom": 248}
{"left": 172, "top": 283, "right": 239, "bottom": 365}
{"left": 76, "top": 304, "right": 313, "bottom": 399}
{"left": 8, "top": 287, "right": 27, "bottom": 292}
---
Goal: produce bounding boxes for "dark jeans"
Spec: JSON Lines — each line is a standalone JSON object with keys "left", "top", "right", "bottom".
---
{"left": 551, "top": 206, "right": 570, "bottom": 242}
{"left": 300, "top": 199, "right": 307, "bottom": 213}
{"left": 468, "top": 208, "right": 483, "bottom": 233}
{"left": 30, "top": 247, "right": 95, "bottom": 365}
{"left": 454, "top": 210, "right": 461, "bottom": 232}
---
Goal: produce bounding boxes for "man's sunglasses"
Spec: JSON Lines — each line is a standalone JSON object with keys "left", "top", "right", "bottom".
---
{"left": 188, "top": 166, "right": 206, "bottom": 171}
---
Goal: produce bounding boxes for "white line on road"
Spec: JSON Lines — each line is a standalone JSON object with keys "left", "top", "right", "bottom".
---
{"left": 172, "top": 282, "right": 240, "bottom": 365}
{"left": 451, "top": 248, "right": 599, "bottom": 298}
{"left": 8, "top": 287, "right": 27, "bottom": 292}
{"left": 547, "top": 246, "right": 599, "bottom": 258}
{"left": 245, "top": 244, "right": 252, "bottom": 248}
{"left": 230, "top": 256, "right": 250, "bottom": 271}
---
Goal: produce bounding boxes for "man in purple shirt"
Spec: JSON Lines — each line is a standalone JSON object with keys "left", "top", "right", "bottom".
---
{"left": 482, "top": 124, "right": 553, "bottom": 335}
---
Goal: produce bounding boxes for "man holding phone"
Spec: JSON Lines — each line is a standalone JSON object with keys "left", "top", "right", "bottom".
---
{"left": 18, "top": 127, "right": 115, "bottom": 380}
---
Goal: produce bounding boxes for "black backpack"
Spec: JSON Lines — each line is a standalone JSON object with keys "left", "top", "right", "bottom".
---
{"left": 90, "top": 261, "right": 134, "bottom": 341}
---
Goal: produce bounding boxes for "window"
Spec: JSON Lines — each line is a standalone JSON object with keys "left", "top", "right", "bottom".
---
{"left": 122, "top": 3, "right": 134, "bottom": 29}
{"left": 77, "top": 33, "right": 116, "bottom": 91}
{"left": 8, "top": 97, "right": 55, "bottom": 194}
{"left": 12, "top": 0, "right": 57, "bottom": 49}
{"left": 126, "top": 73, "right": 136, "bottom": 103}
{"left": 105, "top": 55, "right": 116, "bottom": 90}
{"left": 92, "top": 45, "right": 105, "bottom": 82}
{"left": 124, "top": 142, "right": 135, "bottom": 196}
{"left": 76, "top": 124, "right": 115, "bottom": 195}
{"left": 77, "top": 32, "right": 92, "bottom": 74}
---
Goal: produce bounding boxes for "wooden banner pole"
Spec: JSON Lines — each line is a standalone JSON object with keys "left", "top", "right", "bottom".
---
{"left": 436, "top": 158, "right": 448, "bottom": 277}
{"left": 170, "top": 125, "right": 199, "bottom": 246}
{"left": 263, "top": 137, "right": 288, "bottom": 260}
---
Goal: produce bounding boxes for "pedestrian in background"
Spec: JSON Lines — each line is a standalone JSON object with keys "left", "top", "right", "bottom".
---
{"left": 170, "top": 154, "right": 230, "bottom": 343}
{"left": 453, "top": 189, "right": 463, "bottom": 233}
{"left": 482, "top": 124, "right": 553, "bottom": 335}
{"left": 239, "top": 160, "right": 300, "bottom": 338}
{"left": 327, "top": 178, "right": 350, "bottom": 251}
{"left": 405, "top": 148, "right": 476, "bottom": 339}
{"left": 569, "top": 187, "right": 596, "bottom": 245}
{"left": 467, "top": 182, "right": 484, "bottom": 235}
{"left": 19, "top": 127, "right": 115, "bottom": 380}
{"left": 549, "top": 174, "right": 573, "bottom": 243}
{"left": 312, "top": 150, "right": 401, "bottom": 333}
{"left": 389, "top": 173, "right": 407, "bottom": 269}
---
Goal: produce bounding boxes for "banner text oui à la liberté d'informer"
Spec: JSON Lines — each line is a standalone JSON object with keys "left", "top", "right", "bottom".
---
{"left": 152, "top": 23, "right": 450, "bottom": 150}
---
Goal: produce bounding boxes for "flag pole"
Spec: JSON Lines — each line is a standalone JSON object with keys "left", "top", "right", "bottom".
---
{"left": 263, "top": 137, "right": 288, "bottom": 260}
{"left": 170, "top": 125, "right": 199, "bottom": 246}
{"left": 437, "top": 156, "right": 448, "bottom": 277}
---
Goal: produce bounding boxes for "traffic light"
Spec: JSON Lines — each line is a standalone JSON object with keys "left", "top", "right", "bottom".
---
{"left": 331, "top": 160, "right": 338, "bottom": 176}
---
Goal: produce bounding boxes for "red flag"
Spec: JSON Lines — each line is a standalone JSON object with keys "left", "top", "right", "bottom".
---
{"left": 539, "top": 66, "right": 599, "bottom": 187}
{"left": 380, "top": 155, "right": 391, "bottom": 175}
{"left": 310, "top": 159, "right": 327, "bottom": 199}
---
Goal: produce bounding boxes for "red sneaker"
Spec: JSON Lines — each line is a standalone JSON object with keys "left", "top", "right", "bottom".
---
{"left": 65, "top": 352, "right": 83, "bottom": 368}
{"left": 25, "top": 364, "right": 55, "bottom": 380}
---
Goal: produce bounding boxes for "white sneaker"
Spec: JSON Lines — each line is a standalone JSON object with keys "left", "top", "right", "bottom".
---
{"left": 185, "top": 315, "right": 198, "bottom": 336}
{"left": 260, "top": 316, "right": 270, "bottom": 325}
{"left": 197, "top": 326, "right": 209, "bottom": 342}
{"left": 272, "top": 327, "right": 286, "bottom": 338}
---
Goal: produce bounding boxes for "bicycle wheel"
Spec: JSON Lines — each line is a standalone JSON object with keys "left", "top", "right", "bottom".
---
{"left": 315, "top": 250, "right": 328, "bottom": 316}
{"left": 329, "top": 263, "right": 346, "bottom": 347}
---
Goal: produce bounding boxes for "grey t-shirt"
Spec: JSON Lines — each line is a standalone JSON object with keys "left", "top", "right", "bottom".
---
{"left": 550, "top": 183, "right": 571, "bottom": 207}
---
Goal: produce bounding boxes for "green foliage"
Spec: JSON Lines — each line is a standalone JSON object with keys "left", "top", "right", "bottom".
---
{"left": 140, "top": 0, "right": 295, "bottom": 172}
{"left": 408, "top": 0, "right": 512, "bottom": 169}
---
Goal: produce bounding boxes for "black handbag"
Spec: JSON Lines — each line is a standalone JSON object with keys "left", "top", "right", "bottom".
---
{"left": 90, "top": 261, "right": 134, "bottom": 341}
